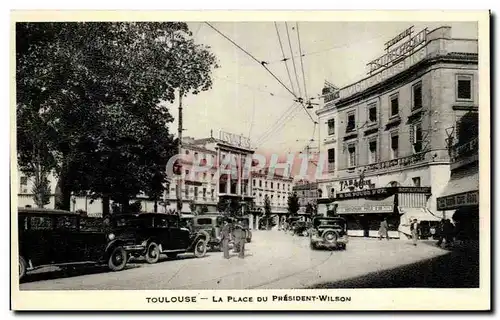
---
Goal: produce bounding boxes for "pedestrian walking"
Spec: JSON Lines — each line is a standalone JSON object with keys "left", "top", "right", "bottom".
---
{"left": 436, "top": 219, "right": 445, "bottom": 247}
{"left": 220, "top": 219, "right": 231, "bottom": 259}
{"left": 378, "top": 218, "right": 389, "bottom": 240}
{"left": 410, "top": 218, "right": 419, "bottom": 246}
{"left": 233, "top": 222, "right": 246, "bottom": 259}
{"left": 444, "top": 219, "right": 455, "bottom": 248}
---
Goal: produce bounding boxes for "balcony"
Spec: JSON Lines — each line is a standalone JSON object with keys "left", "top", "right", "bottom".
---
{"left": 355, "top": 152, "right": 427, "bottom": 174}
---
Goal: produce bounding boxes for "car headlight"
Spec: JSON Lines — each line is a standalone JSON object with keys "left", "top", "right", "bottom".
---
{"left": 108, "top": 233, "right": 115, "bottom": 240}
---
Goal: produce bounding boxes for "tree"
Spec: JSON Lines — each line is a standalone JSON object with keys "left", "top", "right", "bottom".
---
{"left": 263, "top": 195, "right": 272, "bottom": 230}
{"left": 32, "top": 173, "right": 51, "bottom": 208}
{"left": 16, "top": 22, "right": 218, "bottom": 212}
{"left": 287, "top": 192, "right": 300, "bottom": 216}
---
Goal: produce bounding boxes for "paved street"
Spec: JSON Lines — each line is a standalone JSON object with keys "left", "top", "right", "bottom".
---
{"left": 20, "top": 230, "right": 478, "bottom": 290}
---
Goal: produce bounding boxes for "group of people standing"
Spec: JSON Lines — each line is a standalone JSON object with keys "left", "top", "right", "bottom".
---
{"left": 378, "top": 218, "right": 422, "bottom": 246}
{"left": 434, "top": 218, "right": 456, "bottom": 248}
{"left": 220, "top": 219, "right": 246, "bottom": 259}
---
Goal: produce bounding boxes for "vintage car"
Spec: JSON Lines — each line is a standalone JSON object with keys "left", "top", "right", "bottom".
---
{"left": 309, "top": 216, "right": 348, "bottom": 250}
{"left": 181, "top": 214, "right": 252, "bottom": 251}
{"left": 17, "top": 207, "right": 145, "bottom": 280}
{"left": 111, "top": 213, "right": 208, "bottom": 263}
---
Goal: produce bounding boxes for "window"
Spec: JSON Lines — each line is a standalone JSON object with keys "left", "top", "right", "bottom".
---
{"left": 55, "top": 216, "right": 78, "bottom": 230}
{"left": 347, "top": 144, "right": 357, "bottom": 167}
{"left": 412, "top": 82, "right": 422, "bottom": 110}
{"left": 411, "top": 123, "right": 423, "bottom": 153}
{"left": 277, "top": 183, "right": 280, "bottom": 190}
{"left": 457, "top": 75, "right": 473, "bottom": 100}
{"left": 185, "top": 150, "right": 189, "bottom": 155}
{"left": 327, "top": 119, "right": 335, "bottom": 135}
{"left": 20, "top": 176, "right": 28, "bottom": 193}
{"left": 184, "top": 186, "right": 189, "bottom": 197}
{"left": 390, "top": 133, "right": 399, "bottom": 159}
{"left": 154, "top": 217, "right": 169, "bottom": 228}
{"left": 368, "top": 139, "right": 378, "bottom": 164}
{"left": 265, "top": 182, "right": 268, "bottom": 188}
{"left": 271, "top": 182, "right": 274, "bottom": 189}
{"left": 259, "top": 180, "right": 262, "bottom": 187}
{"left": 202, "top": 188, "right": 206, "bottom": 199}
{"left": 412, "top": 177, "right": 421, "bottom": 187}
{"left": 185, "top": 170, "right": 189, "bottom": 175}
{"left": 253, "top": 180, "right": 256, "bottom": 186}
{"left": 390, "top": 94, "right": 399, "bottom": 117}
{"left": 346, "top": 112, "right": 356, "bottom": 132}
{"left": 368, "top": 103, "right": 377, "bottom": 123}
{"left": 328, "top": 148, "right": 335, "bottom": 163}
{"left": 30, "top": 216, "right": 52, "bottom": 230}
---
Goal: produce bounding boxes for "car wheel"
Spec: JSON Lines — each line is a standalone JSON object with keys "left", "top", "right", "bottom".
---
{"left": 323, "top": 231, "right": 338, "bottom": 244}
{"left": 19, "top": 256, "right": 27, "bottom": 279}
{"left": 194, "top": 239, "right": 207, "bottom": 258}
{"left": 108, "top": 246, "right": 127, "bottom": 271}
{"left": 166, "top": 252, "right": 178, "bottom": 259}
{"left": 145, "top": 242, "right": 160, "bottom": 264}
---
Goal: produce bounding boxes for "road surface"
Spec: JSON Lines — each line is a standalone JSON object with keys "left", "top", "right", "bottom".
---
{"left": 19, "top": 230, "right": 478, "bottom": 290}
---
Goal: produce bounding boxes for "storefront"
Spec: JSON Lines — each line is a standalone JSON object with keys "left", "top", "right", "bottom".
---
{"left": 322, "top": 187, "right": 441, "bottom": 239}
{"left": 436, "top": 163, "right": 479, "bottom": 240}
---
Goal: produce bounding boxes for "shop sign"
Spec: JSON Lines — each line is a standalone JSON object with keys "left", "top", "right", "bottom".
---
{"left": 337, "top": 204, "right": 394, "bottom": 214}
{"left": 358, "top": 152, "right": 426, "bottom": 173}
{"left": 367, "top": 28, "right": 427, "bottom": 74}
{"left": 219, "top": 130, "right": 251, "bottom": 149}
{"left": 338, "top": 47, "right": 426, "bottom": 100}
{"left": 437, "top": 190, "right": 479, "bottom": 211}
{"left": 336, "top": 187, "right": 431, "bottom": 200}
{"left": 339, "top": 177, "right": 375, "bottom": 192}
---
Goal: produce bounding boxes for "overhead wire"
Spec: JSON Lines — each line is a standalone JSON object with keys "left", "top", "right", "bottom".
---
{"left": 256, "top": 106, "right": 303, "bottom": 148}
{"left": 204, "top": 22, "right": 298, "bottom": 99}
{"left": 274, "top": 22, "right": 297, "bottom": 97}
{"left": 295, "top": 22, "right": 309, "bottom": 101}
{"left": 284, "top": 22, "right": 303, "bottom": 98}
{"left": 254, "top": 102, "right": 298, "bottom": 145}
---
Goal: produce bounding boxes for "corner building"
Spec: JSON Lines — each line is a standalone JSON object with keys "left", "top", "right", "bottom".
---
{"left": 316, "top": 26, "right": 478, "bottom": 239}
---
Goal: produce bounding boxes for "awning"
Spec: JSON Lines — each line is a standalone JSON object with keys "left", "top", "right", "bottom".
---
{"left": 398, "top": 207, "right": 442, "bottom": 235}
{"left": 436, "top": 165, "right": 479, "bottom": 211}
{"left": 336, "top": 196, "right": 395, "bottom": 215}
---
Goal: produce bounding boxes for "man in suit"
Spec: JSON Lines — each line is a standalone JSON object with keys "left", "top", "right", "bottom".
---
{"left": 220, "top": 219, "right": 231, "bottom": 259}
{"left": 410, "top": 218, "right": 419, "bottom": 246}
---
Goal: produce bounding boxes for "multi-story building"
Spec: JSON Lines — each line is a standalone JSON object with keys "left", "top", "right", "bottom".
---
{"left": 436, "top": 111, "right": 479, "bottom": 240}
{"left": 292, "top": 180, "right": 319, "bottom": 216}
{"left": 251, "top": 168, "right": 294, "bottom": 227}
{"left": 316, "top": 26, "right": 478, "bottom": 239}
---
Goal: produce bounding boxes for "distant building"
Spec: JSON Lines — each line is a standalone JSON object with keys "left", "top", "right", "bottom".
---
{"left": 292, "top": 180, "right": 319, "bottom": 216}
{"left": 316, "top": 26, "right": 478, "bottom": 239}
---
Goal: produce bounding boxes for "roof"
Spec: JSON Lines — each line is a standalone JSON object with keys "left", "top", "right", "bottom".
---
{"left": 17, "top": 207, "right": 77, "bottom": 215}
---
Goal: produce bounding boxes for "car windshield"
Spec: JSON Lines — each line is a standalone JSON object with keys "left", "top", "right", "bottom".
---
{"left": 114, "top": 217, "right": 145, "bottom": 228}
{"left": 314, "top": 218, "right": 345, "bottom": 229}
{"left": 196, "top": 218, "right": 214, "bottom": 225}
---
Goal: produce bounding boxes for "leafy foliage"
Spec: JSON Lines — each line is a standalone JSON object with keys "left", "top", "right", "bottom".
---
{"left": 16, "top": 22, "right": 218, "bottom": 211}
{"left": 31, "top": 174, "right": 51, "bottom": 208}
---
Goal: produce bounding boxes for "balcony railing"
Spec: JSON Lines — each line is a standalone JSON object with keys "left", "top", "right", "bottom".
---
{"left": 356, "top": 152, "right": 427, "bottom": 174}
{"left": 450, "top": 137, "right": 478, "bottom": 162}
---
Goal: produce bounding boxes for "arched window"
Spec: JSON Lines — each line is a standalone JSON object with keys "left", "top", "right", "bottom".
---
{"left": 318, "top": 189, "right": 323, "bottom": 198}
{"left": 388, "top": 181, "right": 399, "bottom": 187}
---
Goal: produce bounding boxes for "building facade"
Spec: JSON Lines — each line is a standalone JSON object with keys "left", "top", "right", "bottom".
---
{"left": 292, "top": 180, "right": 319, "bottom": 216}
{"left": 316, "top": 26, "right": 478, "bottom": 239}
{"left": 251, "top": 168, "right": 294, "bottom": 227}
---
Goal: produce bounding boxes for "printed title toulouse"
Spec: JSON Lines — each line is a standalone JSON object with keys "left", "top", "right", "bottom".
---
{"left": 166, "top": 152, "right": 328, "bottom": 180}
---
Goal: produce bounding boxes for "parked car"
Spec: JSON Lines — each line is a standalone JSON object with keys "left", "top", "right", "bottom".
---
{"left": 17, "top": 207, "right": 145, "bottom": 280}
{"left": 309, "top": 216, "right": 348, "bottom": 250}
{"left": 111, "top": 213, "right": 208, "bottom": 263}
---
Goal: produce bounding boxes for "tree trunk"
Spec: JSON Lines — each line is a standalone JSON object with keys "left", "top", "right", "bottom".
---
{"left": 102, "top": 196, "right": 110, "bottom": 216}
{"left": 54, "top": 171, "right": 71, "bottom": 211}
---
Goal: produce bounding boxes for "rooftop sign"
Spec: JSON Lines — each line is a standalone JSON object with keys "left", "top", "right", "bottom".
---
{"left": 218, "top": 130, "right": 251, "bottom": 149}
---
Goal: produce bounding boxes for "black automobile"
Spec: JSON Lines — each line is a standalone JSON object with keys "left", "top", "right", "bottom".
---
{"left": 309, "top": 216, "right": 348, "bottom": 250}
{"left": 111, "top": 213, "right": 208, "bottom": 264}
{"left": 17, "top": 208, "right": 145, "bottom": 280}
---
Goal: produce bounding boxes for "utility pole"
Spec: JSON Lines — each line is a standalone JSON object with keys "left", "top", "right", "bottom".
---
{"left": 177, "top": 89, "right": 184, "bottom": 217}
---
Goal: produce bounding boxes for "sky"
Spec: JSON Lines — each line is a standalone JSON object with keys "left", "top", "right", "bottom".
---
{"left": 164, "top": 21, "right": 478, "bottom": 156}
